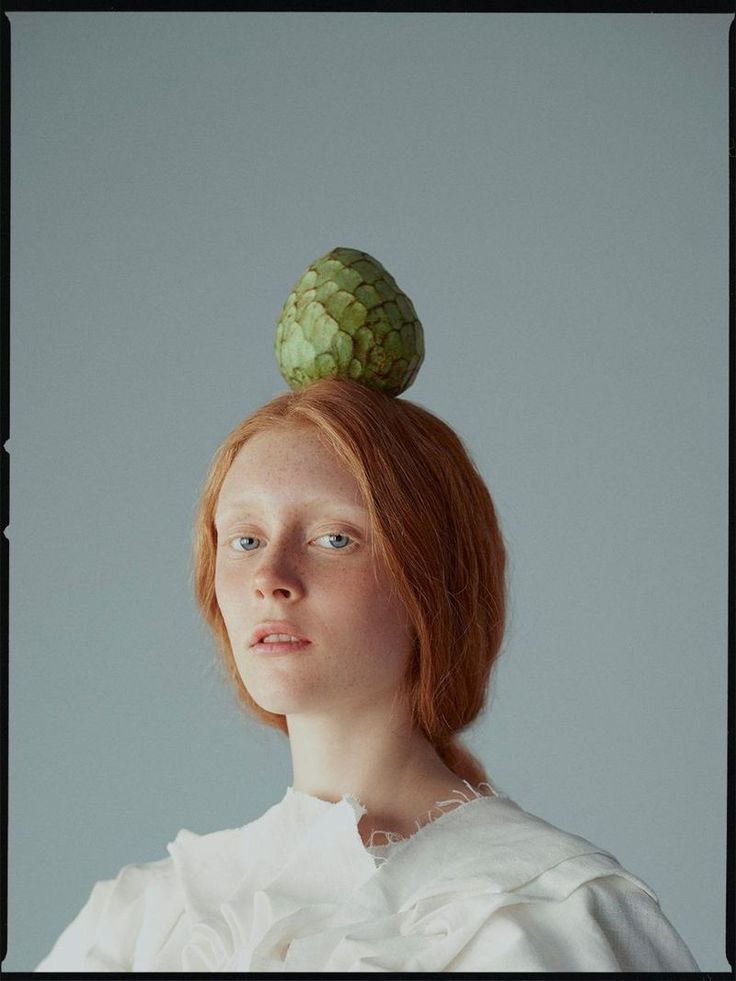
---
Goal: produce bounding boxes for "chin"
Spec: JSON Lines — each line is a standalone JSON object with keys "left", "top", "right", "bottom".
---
{"left": 249, "top": 692, "right": 303, "bottom": 715}
{"left": 238, "top": 671, "right": 317, "bottom": 717}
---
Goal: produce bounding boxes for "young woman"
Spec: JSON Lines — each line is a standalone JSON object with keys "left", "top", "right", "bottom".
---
{"left": 36, "top": 378, "right": 700, "bottom": 972}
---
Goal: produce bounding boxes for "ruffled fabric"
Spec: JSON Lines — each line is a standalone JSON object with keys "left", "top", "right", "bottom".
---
{"left": 35, "top": 784, "right": 701, "bottom": 973}
{"left": 172, "top": 791, "right": 377, "bottom": 971}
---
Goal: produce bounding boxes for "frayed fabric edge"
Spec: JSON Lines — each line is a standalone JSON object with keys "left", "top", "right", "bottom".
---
{"left": 365, "top": 777, "right": 509, "bottom": 850}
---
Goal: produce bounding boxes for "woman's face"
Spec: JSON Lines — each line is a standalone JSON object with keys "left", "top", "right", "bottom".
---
{"left": 213, "top": 424, "right": 415, "bottom": 720}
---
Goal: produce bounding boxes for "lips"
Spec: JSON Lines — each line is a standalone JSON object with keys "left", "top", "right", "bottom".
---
{"left": 249, "top": 621, "right": 311, "bottom": 648}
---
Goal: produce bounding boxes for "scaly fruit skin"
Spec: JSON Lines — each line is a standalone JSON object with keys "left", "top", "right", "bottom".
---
{"left": 274, "top": 247, "right": 425, "bottom": 397}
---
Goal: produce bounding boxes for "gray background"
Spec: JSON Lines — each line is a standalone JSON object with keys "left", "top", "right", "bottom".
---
{"left": 6, "top": 11, "right": 728, "bottom": 973}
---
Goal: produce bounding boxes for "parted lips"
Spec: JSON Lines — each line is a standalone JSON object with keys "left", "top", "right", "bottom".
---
{"left": 274, "top": 247, "right": 425, "bottom": 397}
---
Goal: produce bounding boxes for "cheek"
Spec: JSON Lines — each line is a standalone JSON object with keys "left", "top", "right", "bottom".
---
{"left": 214, "top": 562, "right": 242, "bottom": 621}
{"left": 353, "top": 580, "right": 414, "bottom": 652}
{"left": 214, "top": 563, "right": 227, "bottom": 605}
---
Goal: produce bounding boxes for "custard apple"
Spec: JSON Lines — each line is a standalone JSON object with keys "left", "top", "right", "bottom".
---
{"left": 274, "top": 247, "right": 424, "bottom": 397}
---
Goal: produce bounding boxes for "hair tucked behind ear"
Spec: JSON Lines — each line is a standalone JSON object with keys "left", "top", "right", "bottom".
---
{"left": 192, "top": 379, "right": 507, "bottom": 787}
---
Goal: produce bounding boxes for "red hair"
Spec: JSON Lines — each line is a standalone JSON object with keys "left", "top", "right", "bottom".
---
{"left": 192, "top": 379, "right": 507, "bottom": 786}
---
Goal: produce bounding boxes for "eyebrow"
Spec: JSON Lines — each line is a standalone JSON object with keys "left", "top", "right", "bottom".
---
{"left": 214, "top": 498, "right": 368, "bottom": 522}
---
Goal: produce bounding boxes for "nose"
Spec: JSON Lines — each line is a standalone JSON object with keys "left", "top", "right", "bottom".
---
{"left": 252, "top": 546, "right": 305, "bottom": 602}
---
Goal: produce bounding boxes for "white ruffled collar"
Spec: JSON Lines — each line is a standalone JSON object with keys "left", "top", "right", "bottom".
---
{"left": 165, "top": 783, "right": 654, "bottom": 972}
{"left": 168, "top": 787, "right": 377, "bottom": 970}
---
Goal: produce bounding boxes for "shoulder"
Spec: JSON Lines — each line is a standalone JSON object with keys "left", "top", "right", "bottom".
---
{"left": 447, "top": 865, "right": 700, "bottom": 972}
{"left": 393, "top": 793, "right": 641, "bottom": 891}
{"left": 370, "top": 795, "right": 699, "bottom": 972}
{"left": 35, "top": 854, "right": 179, "bottom": 972}
{"left": 35, "top": 813, "right": 258, "bottom": 975}
{"left": 35, "top": 807, "right": 286, "bottom": 974}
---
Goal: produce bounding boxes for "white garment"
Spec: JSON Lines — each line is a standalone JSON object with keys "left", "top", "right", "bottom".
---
{"left": 35, "top": 783, "right": 700, "bottom": 972}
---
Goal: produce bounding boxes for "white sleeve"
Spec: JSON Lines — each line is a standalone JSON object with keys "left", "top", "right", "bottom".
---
{"left": 35, "top": 878, "right": 120, "bottom": 972}
{"left": 35, "top": 862, "right": 171, "bottom": 973}
{"left": 448, "top": 873, "right": 701, "bottom": 972}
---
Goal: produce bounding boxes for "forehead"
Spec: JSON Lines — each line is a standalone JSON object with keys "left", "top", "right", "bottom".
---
{"left": 216, "top": 425, "right": 366, "bottom": 517}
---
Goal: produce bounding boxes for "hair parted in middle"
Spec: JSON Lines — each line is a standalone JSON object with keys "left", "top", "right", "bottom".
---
{"left": 192, "top": 378, "right": 508, "bottom": 787}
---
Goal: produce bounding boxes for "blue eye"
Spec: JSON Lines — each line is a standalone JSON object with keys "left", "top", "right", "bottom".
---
{"left": 314, "top": 533, "right": 352, "bottom": 550}
{"left": 227, "top": 532, "right": 354, "bottom": 552}
{"left": 231, "top": 536, "right": 260, "bottom": 552}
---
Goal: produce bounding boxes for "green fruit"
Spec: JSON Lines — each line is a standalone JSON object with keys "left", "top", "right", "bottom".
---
{"left": 274, "top": 247, "right": 425, "bottom": 397}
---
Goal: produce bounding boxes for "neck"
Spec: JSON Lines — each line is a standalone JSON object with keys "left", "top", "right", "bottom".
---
{"left": 286, "top": 705, "right": 473, "bottom": 844}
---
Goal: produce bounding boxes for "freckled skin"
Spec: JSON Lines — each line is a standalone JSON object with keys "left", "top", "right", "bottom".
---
{"left": 214, "top": 426, "right": 415, "bottom": 721}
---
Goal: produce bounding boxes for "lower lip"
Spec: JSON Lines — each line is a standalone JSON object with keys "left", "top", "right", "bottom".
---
{"left": 251, "top": 639, "right": 311, "bottom": 655}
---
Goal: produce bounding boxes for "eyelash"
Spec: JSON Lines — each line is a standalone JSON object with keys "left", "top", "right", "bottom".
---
{"left": 227, "top": 532, "right": 356, "bottom": 553}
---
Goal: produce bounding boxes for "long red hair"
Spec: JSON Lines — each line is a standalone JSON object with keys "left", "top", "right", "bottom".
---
{"left": 192, "top": 379, "right": 507, "bottom": 786}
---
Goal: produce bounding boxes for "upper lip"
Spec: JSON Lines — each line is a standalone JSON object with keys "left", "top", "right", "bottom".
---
{"left": 249, "top": 621, "right": 311, "bottom": 646}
